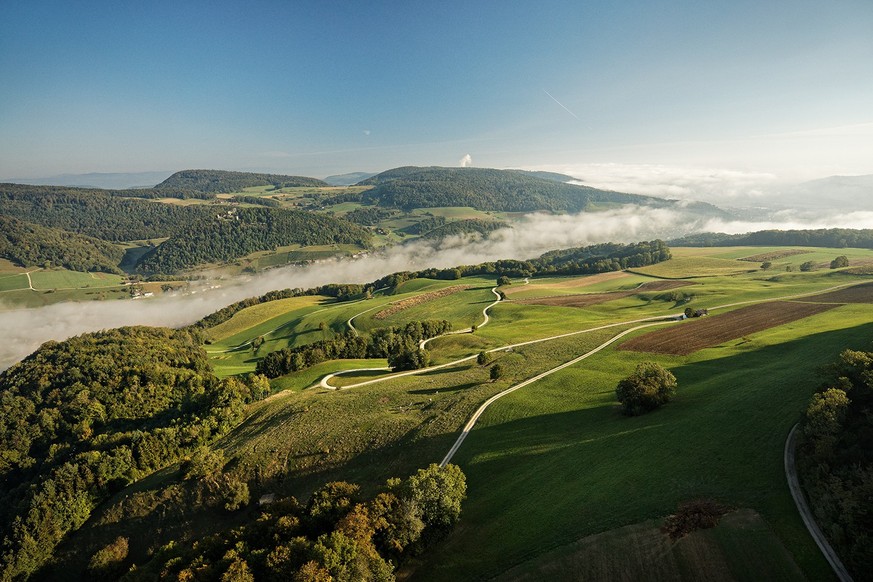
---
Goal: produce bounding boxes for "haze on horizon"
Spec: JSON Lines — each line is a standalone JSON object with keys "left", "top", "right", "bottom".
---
{"left": 1, "top": 0, "right": 872, "bottom": 185}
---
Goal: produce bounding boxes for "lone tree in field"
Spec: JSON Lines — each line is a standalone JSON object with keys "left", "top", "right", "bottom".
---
{"left": 615, "top": 362, "right": 677, "bottom": 416}
{"left": 496, "top": 275, "right": 512, "bottom": 286}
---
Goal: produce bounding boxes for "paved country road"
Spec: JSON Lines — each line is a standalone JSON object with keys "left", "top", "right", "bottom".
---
{"left": 784, "top": 424, "right": 854, "bottom": 582}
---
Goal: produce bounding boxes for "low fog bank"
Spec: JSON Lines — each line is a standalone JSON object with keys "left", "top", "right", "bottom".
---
{"left": 4, "top": 204, "right": 873, "bottom": 370}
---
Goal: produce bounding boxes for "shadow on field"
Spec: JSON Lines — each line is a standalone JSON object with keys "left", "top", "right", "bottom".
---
{"left": 416, "top": 322, "right": 873, "bottom": 581}
{"left": 418, "top": 364, "right": 471, "bottom": 377}
{"left": 410, "top": 381, "right": 479, "bottom": 395}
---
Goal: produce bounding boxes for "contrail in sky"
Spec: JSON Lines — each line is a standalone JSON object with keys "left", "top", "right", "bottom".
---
{"left": 543, "top": 89, "right": 580, "bottom": 120}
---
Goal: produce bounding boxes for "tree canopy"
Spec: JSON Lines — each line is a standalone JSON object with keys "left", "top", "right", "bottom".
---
{"left": 615, "top": 362, "right": 677, "bottom": 416}
{"left": 155, "top": 169, "right": 328, "bottom": 192}
{"left": 0, "top": 215, "right": 124, "bottom": 273}
{"left": 0, "top": 327, "right": 268, "bottom": 579}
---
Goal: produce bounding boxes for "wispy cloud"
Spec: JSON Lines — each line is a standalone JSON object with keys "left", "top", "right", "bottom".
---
{"left": 529, "top": 162, "right": 780, "bottom": 203}
{"left": 543, "top": 89, "right": 580, "bottom": 120}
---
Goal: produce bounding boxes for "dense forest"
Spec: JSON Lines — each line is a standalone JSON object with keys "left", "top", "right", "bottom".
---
{"left": 0, "top": 215, "right": 124, "bottom": 273}
{"left": 0, "top": 327, "right": 270, "bottom": 580}
{"left": 419, "top": 219, "right": 506, "bottom": 241}
{"left": 0, "top": 184, "right": 372, "bottom": 275}
{"left": 155, "top": 170, "right": 328, "bottom": 192}
{"left": 671, "top": 228, "right": 873, "bottom": 249}
{"left": 357, "top": 166, "right": 657, "bottom": 212}
{"left": 135, "top": 207, "right": 370, "bottom": 274}
{"left": 798, "top": 348, "right": 873, "bottom": 577}
{"left": 0, "top": 183, "right": 213, "bottom": 241}
{"left": 119, "top": 464, "right": 466, "bottom": 581}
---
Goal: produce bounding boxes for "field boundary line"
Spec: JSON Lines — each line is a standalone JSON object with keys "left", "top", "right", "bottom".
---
{"left": 439, "top": 319, "right": 675, "bottom": 467}
{"left": 784, "top": 424, "right": 854, "bottom": 582}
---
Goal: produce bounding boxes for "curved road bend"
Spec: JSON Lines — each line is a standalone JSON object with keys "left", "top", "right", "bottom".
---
{"left": 439, "top": 320, "right": 675, "bottom": 467}
{"left": 420, "top": 286, "right": 502, "bottom": 350}
{"left": 784, "top": 424, "right": 854, "bottom": 582}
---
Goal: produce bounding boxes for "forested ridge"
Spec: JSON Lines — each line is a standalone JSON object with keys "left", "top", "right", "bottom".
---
{"left": 671, "top": 228, "right": 873, "bottom": 249}
{"left": 357, "top": 166, "right": 653, "bottom": 212}
{"left": 155, "top": 169, "right": 328, "bottom": 192}
{"left": 135, "top": 207, "right": 370, "bottom": 274}
{"left": 0, "top": 183, "right": 212, "bottom": 241}
{"left": 0, "top": 215, "right": 124, "bottom": 273}
{"left": 0, "top": 327, "right": 270, "bottom": 580}
{"left": 0, "top": 184, "right": 372, "bottom": 275}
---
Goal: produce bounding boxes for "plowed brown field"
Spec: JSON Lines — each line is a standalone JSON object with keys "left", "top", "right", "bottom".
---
{"left": 619, "top": 301, "right": 838, "bottom": 355}
{"left": 804, "top": 282, "right": 873, "bottom": 304}
{"left": 516, "top": 280, "right": 695, "bottom": 308}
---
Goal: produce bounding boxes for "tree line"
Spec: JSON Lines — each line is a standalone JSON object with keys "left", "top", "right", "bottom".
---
{"left": 671, "top": 228, "right": 873, "bottom": 250}
{"left": 0, "top": 327, "right": 270, "bottom": 580}
{"left": 797, "top": 348, "right": 873, "bottom": 577}
{"left": 257, "top": 320, "right": 452, "bottom": 378}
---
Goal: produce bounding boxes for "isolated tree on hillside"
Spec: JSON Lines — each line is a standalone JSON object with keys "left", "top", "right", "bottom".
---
{"left": 615, "top": 362, "right": 677, "bottom": 416}
{"left": 490, "top": 363, "right": 503, "bottom": 381}
{"left": 477, "top": 351, "right": 491, "bottom": 365}
{"left": 760, "top": 261, "right": 772, "bottom": 270}
{"left": 496, "top": 275, "right": 512, "bottom": 286}
{"left": 800, "top": 261, "right": 817, "bottom": 272}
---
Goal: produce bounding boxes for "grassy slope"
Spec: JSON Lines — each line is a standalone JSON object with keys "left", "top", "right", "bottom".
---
{"left": 415, "top": 304, "right": 873, "bottom": 580}
{"left": 495, "top": 509, "right": 804, "bottom": 582}
{"left": 50, "top": 246, "right": 873, "bottom": 579}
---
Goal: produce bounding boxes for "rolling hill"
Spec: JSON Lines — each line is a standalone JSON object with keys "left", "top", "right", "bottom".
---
{"left": 357, "top": 166, "right": 729, "bottom": 216}
{"left": 155, "top": 169, "right": 328, "bottom": 192}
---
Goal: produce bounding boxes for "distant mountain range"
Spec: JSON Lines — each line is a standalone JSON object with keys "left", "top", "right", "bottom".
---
{"left": 2, "top": 171, "right": 174, "bottom": 189}
{"left": 323, "top": 171, "right": 378, "bottom": 186}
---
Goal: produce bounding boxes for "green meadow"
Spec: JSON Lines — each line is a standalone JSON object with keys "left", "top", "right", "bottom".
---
{"left": 53, "top": 245, "right": 873, "bottom": 579}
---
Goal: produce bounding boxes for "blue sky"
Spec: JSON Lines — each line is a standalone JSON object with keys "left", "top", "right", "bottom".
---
{"left": 1, "top": 0, "right": 872, "bottom": 180}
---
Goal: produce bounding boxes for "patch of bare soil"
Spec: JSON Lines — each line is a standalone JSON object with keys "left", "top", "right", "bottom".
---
{"left": 374, "top": 285, "right": 471, "bottom": 319}
{"left": 516, "top": 280, "right": 696, "bottom": 308}
{"left": 620, "top": 301, "right": 838, "bottom": 355}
